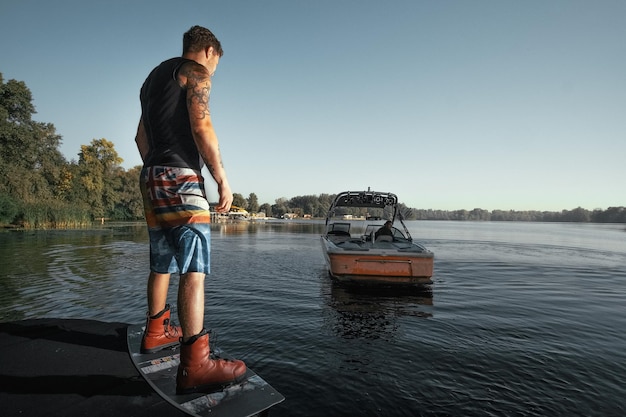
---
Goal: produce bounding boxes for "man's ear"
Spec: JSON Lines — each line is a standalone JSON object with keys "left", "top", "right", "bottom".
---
{"left": 206, "top": 46, "right": 215, "bottom": 57}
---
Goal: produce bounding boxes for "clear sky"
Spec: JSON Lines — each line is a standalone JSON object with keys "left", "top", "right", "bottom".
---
{"left": 1, "top": 0, "right": 624, "bottom": 211}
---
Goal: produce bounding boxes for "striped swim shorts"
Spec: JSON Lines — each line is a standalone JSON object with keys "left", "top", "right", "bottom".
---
{"left": 140, "top": 166, "right": 212, "bottom": 275}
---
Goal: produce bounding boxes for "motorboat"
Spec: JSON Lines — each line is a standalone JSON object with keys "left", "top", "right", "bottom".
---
{"left": 320, "top": 189, "right": 434, "bottom": 285}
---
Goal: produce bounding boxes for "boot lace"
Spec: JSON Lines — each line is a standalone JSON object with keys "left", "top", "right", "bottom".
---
{"left": 163, "top": 318, "right": 181, "bottom": 338}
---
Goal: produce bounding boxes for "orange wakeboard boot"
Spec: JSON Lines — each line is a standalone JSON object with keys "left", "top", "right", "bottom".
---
{"left": 141, "top": 304, "right": 182, "bottom": 353}
{"left": 176, "top": 329, "right": 247, "bottom": 394}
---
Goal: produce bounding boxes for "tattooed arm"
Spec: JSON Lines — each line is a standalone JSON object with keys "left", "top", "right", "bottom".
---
{"left": 180, "top": 61, "right": 233, "bottom": 213}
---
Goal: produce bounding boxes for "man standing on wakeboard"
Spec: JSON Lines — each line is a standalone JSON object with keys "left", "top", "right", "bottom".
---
{"left": 135, "top": 25, "right": 246, "bottom": 394}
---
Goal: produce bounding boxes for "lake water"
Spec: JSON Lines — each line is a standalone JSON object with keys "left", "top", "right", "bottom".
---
{"left": 1, "top": 220, "right": 625, "bottom": 416}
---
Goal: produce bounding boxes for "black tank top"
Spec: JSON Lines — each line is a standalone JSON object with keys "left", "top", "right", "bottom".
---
{"left": 140, "top": 57, "right": 203, "bottom": 170}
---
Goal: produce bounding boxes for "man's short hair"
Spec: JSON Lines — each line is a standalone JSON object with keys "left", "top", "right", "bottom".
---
{"left": 183, "top": 25, "right": 224, "bottom": 56}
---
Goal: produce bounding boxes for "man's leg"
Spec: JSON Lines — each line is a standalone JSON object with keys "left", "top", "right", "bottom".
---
{"left": 177, "top": 272, "right": 206, "bottom": 341}
{"left": 147, "top": 271, "right": 171, "bottom": 316}
{"left": 175, "top": 271, "right": 247, "bottom": 394}
{"left": 141, "top": 271, "right": 181, "bottom": 353}
{"left": 140, "top": 166, "right": 181, "bottom": 353}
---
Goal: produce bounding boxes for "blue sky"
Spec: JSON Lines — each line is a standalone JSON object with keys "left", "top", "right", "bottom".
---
{"left": 1, "top": 0, "right": 624, "bottom": 211}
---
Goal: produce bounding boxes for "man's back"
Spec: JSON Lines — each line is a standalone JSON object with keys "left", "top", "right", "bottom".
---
{"left": 140, "top": 57, "right": 201, "bottom": 170}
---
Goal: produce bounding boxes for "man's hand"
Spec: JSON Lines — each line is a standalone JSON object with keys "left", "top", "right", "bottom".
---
{"left": 214, "top": 183, "right": 233, "bottom": 213}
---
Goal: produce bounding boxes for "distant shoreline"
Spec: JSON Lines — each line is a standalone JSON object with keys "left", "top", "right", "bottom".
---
{"left": 2, "top": 216, "right": 625, "bottom": 233}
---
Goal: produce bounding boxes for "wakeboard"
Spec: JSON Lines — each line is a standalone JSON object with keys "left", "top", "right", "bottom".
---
{"left": 127, "top": 324, "right": 284, "bottom": 417}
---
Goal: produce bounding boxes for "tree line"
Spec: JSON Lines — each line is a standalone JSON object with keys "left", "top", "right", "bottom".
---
{"left": 1, "top": 73, "right": 624, "bottom": 228}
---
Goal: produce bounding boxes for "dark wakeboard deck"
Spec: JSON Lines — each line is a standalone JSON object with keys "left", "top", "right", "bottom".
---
{"left": 127, "top": 324, "right": 284, "bottom": 417}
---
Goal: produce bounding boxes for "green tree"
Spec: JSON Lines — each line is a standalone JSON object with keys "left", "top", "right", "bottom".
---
{"left": 259, "top": 203, "right": 272, "bottom": 218}
{"left": 232, "top": 193, "right": 247, "bottom": 210}
{"left": 468, "top": 208, "right": 490, "bottom": 221}
{"left": 561, "top": 207, "right": 590, "bottom": 222}
{"left": 0, "top": 193, "right": 19, "bottom": 224}
{"left": 0, "top": 73, "right": 80, "bottom": 227}
{"left": 76, "top": 138, "right": 123, "bottom": 219}
{"left": 0, "top": 77, "right": 36, "bottom": 172}
{"left": 0, "top": 74, "right": 66, "bottom": 203}
{"left": 271, "top": 197, "right": 289, "bottom": 218}
{"left": 246, "top": 192, "right": 259, "bottom": 214}
{"left": 592, "top": 206, "right": 626, "bottom": 223}
{"left": 112, "top": 165, "right": 144, "bottom": 220}
{"left": 316, "top": 193, "right": 334, "bottom": 217}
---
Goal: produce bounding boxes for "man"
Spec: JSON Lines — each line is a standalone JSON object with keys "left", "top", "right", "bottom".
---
{"left": 135, "top": 25, "right": 246, "bottom": 394}
{"left": 375, "top": 220, "right": 394, "bottom": 240}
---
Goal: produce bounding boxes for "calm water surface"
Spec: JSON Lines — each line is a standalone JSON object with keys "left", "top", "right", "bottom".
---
{"left": 1, "top": 221, "right": 625, "bottom": 416}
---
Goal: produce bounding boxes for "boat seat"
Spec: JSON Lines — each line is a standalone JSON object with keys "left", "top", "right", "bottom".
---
{"left": 328, "top": 222, "right": 351, "bottom": 237}
{"left": 328, "top": 230, "right": 351, "bottom": 237}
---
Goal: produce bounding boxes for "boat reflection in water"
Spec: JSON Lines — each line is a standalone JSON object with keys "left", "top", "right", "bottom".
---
{"left": 323, "top": 278, "right": 434, "bottom": 340}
